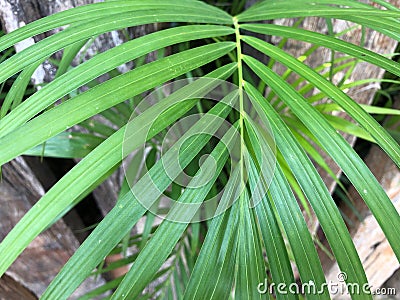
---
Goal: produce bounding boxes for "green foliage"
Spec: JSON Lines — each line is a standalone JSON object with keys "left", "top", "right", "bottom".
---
{"left": 0, "top": 1, "right": 399, "bottom": 299}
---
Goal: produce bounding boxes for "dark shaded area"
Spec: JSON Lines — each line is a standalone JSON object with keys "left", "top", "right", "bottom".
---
{"left": 24, "top": 156, "right": 104, "bottom": 243}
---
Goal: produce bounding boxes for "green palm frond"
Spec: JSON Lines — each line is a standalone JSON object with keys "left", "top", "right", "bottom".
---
{"left": 0, "top": 1, "right": 399, "bottom": 299}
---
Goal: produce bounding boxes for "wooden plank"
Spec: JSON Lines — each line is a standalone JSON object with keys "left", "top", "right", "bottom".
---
{"left": 0, "top": 274, "right": 37, "bottom": 300}
{"left": 322, "top": 98, "right": 400, "bottom": 298}
{"left": 246, "top": 0, "right": 400, "bottom": 290}
{"left": 0, "top": 157, "right": 106, "bottom": 298}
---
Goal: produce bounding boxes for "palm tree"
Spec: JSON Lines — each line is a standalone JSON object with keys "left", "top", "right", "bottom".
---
{"left": 0, "top": 1, "right": 399, "bottom": 299}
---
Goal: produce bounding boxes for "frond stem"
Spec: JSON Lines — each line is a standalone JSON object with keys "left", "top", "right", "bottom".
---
{"left": 233, "top": 17, "right": 245, "bottom": 190}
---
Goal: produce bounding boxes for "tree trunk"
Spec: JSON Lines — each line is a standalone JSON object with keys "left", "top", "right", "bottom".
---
{"left": 0, "top": 0, "right": 149, "bottom": 297}
{"left": 0, "top": 1, "right": 160, "bottom": 296}
{"left": 0, "top": 0, "right": 158, "bottom": 215}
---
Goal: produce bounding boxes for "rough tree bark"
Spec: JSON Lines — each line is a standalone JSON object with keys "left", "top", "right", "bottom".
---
{"left": 0, "top": 0, "right": 158, "bottom": 214}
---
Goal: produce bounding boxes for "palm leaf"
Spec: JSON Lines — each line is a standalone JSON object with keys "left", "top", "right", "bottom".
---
{"left": 0, "top": 1, "right": 398, "bottom": 299}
